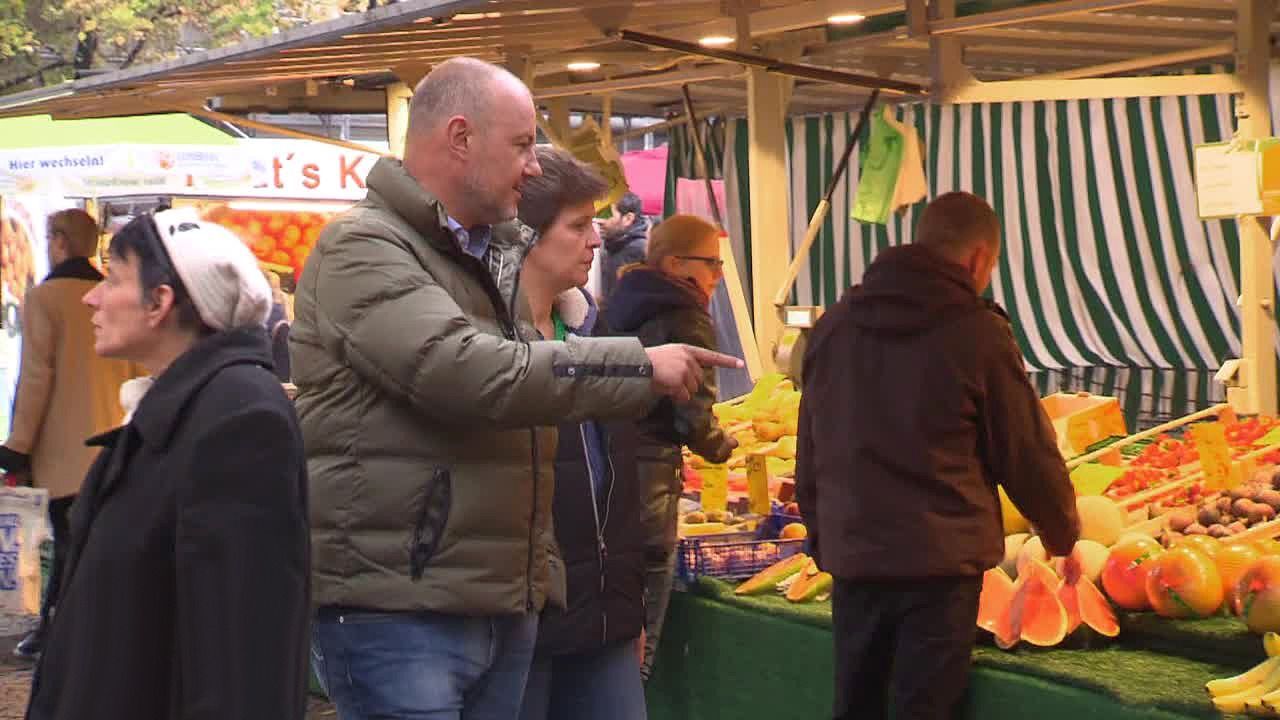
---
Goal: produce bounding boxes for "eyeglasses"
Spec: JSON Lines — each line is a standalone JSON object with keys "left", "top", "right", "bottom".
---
{"left": 675, "top": 255, "right": 724, "bottom": 269}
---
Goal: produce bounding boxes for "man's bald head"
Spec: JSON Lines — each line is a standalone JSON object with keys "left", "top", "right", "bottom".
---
{"left": 401, "top": 56, "right": 542, "bottom": 228}
{"left": 407, "top": 57, "right": 529, "bottom": 138}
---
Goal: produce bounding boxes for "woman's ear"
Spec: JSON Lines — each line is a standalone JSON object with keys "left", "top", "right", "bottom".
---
{"left": 145, "top": 285, "right": 177, "bottom": 330}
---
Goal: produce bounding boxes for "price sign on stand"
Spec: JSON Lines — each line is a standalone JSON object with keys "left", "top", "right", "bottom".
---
{"left": 1191, "top": 422, "right": 1233, "bottom": 491}
{"left": 746, "top": 454, "right": 771, "bottom": 516}
{"left": 701, "top": 465, "right": 728, "bottom": 513}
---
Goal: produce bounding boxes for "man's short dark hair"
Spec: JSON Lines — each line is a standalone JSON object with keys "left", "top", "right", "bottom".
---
{"left": 517, "top": 147, "right": 609, "bottom": 234}
{"left": 615, "top": 192, "right": 643, "bottom": 218}
{"left": 915, "top": 192, "right": 1000, "bottom": 255}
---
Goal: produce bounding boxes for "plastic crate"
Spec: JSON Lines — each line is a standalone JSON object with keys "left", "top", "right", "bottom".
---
{"left": 677, "top": 531, "right": 805, "bottom": 582}
{"left": 757, "top": 512, "right": 804, "bottom": 539}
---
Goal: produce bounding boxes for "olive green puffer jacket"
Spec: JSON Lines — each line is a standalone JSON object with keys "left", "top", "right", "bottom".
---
{"left": 291, "top": 158, "right": 656, "bottom": 616}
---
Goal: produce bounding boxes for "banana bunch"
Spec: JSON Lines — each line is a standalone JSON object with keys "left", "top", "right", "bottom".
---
{"left": 1206, "top": 633, "right": 1280, "bottom": 714}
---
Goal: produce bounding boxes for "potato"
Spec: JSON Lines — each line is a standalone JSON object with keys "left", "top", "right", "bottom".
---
{"left": 1168, "top": 508, "right": 1196, "bottom": 533}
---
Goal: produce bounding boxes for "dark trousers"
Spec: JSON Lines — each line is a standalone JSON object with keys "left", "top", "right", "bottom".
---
{"left": 831, "top": 576, "right": 982, "bottom": 720}
{"left": 40, "top": 495, "right": 75, "bottom": 625}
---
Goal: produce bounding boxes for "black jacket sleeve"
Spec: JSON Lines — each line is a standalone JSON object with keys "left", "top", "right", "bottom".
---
{"left": 978, "top": 313, "right": 1080, "bottom": 557}
{"left": 175, "top": 406, "right": 309, "bottom": 720}
{"left": 646, "top": 308, "right": 732, "bottom": 463}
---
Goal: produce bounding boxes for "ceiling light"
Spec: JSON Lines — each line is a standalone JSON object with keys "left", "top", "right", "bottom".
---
{"left": 828, "top": 13, "right": 866, "bottom": 24}
{"left": 698, "top": 35, "right": 735, "bottom": 47}
{"left": 567, "top": 61, "right": 601, "bottom": 72}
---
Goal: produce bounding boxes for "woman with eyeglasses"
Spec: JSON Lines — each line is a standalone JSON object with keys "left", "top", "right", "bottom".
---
{"left": 25, "top": 209, "right": 310, "bottom": 720}
{"left": 603, "top": 213, "right": 737, "bottom": 682}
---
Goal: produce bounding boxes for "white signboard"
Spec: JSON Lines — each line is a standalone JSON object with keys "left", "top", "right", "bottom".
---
{"left": 1195, "top": 142, "right": 1264, "bottom": 219}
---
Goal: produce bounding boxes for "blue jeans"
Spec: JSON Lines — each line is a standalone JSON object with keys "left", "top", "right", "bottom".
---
{"left": 518, "top": 639, "right": 647, "bottom": 720}
{"left": 311, "top": 608, "right": 539, "bottom": 720}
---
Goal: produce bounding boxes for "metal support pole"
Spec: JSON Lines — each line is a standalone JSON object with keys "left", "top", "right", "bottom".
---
{"left": 1231, "top": 0, "right": 1278, "bottom": 414}
{"left": 748, "top": 67, "right": 790, "bottom": 373}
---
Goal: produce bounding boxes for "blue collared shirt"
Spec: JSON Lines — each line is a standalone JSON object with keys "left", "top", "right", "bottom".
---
{"left": 445, "top": 216, "right": 493, "bottom": 261}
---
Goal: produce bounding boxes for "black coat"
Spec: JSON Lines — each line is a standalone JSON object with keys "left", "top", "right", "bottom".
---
{"left": 536, "top": 289, "right": 647, "bottom": 656}
{"left": 26, "top": 327, "right": 311, "bottom": 720}
{"left": 539, "top": 419, "right": 647, "bottom": 656}
{"left": 605, "top": 267, "right": 732, "bottom": 474}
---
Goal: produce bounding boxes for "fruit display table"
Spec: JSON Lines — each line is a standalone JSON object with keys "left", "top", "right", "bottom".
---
{"left": 645, "top": 580, "right": 1252, "bottom": 720}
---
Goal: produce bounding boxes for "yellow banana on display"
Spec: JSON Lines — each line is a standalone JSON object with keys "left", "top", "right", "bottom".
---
{"left": 1210, "top": 659, "right": 1280, "bottom": 714}
{"left": 1206, "top": 657, "right": 1280, "bottom": 698}
{"left": 1267, "top": 632, "right": 1280, "bottom": 658}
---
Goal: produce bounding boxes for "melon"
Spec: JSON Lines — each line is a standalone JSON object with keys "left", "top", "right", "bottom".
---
{"left": 1000, "top": 487, "right": 1030, "bottom": 535}
{"left": 1077, "top": 496, "right": 1126, "bottom": 546}
{"left": 735, "top": 553, "right": 808, "bottom": 596}
{"left": 978, "top": 567, "right": 1015, "bottom": 635}
{"left": 1016, "top": 536, "right": 1048, "bottom": 578}
{"left": 1053, "top": 540, "right": 1110, "bottom": 584}
{"left": 1008, "top": 561, "right": 1070, "bottom": 647}
{"left": 785, "top": 559, "right": 833, "bottom": 602}
{"left": 1075, "top": 576, "right": 1120, "bottom": 637}
{"left": 1001, "top": 534, "right": 1031, "bottom": 579}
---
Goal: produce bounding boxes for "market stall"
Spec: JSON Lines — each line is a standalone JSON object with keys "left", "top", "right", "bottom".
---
{"left": 0, "top": 116, "right": 381, "bottom": 437}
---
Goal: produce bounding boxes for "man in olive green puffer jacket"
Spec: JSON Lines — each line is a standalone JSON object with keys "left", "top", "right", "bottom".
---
{"left": 291, "top": 57, "right": 740, "bottom": 720}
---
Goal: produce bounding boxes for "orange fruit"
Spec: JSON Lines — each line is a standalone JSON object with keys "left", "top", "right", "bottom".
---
{"left": 1176, "top": 534, "right": 1221, "bottom": 561}
{"left": 1145, "top": 545, "right": 1224, "bottom": 618}
{"left": 779, "top": 523, "right": 807, "bottom": 540}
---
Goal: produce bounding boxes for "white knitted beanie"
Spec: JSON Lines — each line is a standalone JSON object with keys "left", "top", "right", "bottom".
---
{"left": 151, "top": 207, "right": 272, "bottom": 332}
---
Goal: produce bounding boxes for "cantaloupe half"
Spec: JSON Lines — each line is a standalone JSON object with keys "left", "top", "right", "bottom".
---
{"left": 1075, "top": 575, "right": 1120, "bottom": 637}
{"left": 978, "top": 567, "right": 1015, "bottom": 635}
{"left": 1006, "top": 560, "right": 1070, "bottom": 647}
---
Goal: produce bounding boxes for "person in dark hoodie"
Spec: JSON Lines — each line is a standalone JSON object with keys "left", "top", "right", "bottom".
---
{"left": 516, "top": 146, "right": 648, "bottom": 720}
{"left": 795, "top": 192, "right": 1080, "bottom": 720}
{"left": 605, "top": 213, "right": 737, "bottom": 681}
{"left": 599, "top": 191, "right": 648, "bottom": 302}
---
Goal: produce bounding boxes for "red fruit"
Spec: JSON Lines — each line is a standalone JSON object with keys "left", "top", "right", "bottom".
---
{"left": 1101, "top": 536, "right": 1162, "bottom": 610}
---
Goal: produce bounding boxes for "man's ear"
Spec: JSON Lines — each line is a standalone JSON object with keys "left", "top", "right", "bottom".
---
{"left": 445, "top": 116, "right": 470, "bottom": 158}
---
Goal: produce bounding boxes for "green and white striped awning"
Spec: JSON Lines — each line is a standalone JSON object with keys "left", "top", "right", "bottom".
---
{"left": 669, "top": 65, "right": 1280, "bottom": 373}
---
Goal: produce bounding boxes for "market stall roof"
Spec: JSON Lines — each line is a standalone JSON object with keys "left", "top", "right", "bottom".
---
{"left": 0, "top": 113, "right": 236, "bottom": 148}
{"left": 0, "top": 0, "right": 1275, "bottom": 121}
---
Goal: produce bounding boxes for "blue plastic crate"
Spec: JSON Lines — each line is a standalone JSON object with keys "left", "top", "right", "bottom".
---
{"left": 757, "top": 513, "right": 805, "bottom": 540}
{"left": 677, "top": 532, "right": 805, "bottom": 582}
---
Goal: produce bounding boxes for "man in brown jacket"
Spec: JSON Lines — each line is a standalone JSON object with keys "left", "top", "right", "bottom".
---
{"left": 0, "top": 209, "right": 135, "bottom": 658}
{"left": 795, "top": 192, "right": 1080, "bottom": 720}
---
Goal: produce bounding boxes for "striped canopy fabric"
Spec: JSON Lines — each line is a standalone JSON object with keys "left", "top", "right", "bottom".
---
{"left": 661, "top": 65, "right": 1280, "bottom": 374}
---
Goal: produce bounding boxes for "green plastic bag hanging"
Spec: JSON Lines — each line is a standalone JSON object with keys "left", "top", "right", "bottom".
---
{"left": 851, "top": 113, "right": 905, "bottom": 225}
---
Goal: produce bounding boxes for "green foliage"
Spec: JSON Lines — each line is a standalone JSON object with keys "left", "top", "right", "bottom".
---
{"left": 0, "top": 0, "right": 347, "bottom": 94}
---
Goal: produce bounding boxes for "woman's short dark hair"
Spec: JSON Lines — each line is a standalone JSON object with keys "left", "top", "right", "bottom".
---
{"left": 517, "top": 146, "right": 609, "bottom": 234}
{"left": 108, "top": 215, "right": 213, "bottom": 335}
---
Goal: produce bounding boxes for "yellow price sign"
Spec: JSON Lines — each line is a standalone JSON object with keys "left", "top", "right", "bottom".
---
{"left": 746, "top": 454, "right": 771, "bottom": 516}
{"left": 1069, "top": 463, "right": 1127, "bottom": 497}
{"left": 1191, "top": 422, "right": 1232, "bottom": 491}
{"left": 700, "top": 465, "right": 728, "bottom": 513}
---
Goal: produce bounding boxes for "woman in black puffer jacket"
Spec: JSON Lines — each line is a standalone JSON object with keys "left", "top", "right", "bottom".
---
{"left": 604, "top": 214, "right": 736, "bottom": 681}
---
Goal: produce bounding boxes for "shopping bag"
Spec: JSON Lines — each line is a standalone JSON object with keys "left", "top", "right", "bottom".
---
{"left": 851, "top": 113, "right": 905, "bottom": 225}
{"left": 0, "top": 485, "right": 49, "bottom": 634}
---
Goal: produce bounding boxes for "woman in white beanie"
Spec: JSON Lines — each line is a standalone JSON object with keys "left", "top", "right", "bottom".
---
{"left": 25, "top": 208, "right": 309, "bottom": 720}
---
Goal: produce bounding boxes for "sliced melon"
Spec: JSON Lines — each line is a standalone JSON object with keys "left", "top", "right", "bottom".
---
{"left": 978, "top": 567, "right": 1015, "bottom": 635}
{"left": 785, "top": 560, "right": 833, "bottom": 602}
{"left": 735, "top": 553, "right": 809, "bottom": 596}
